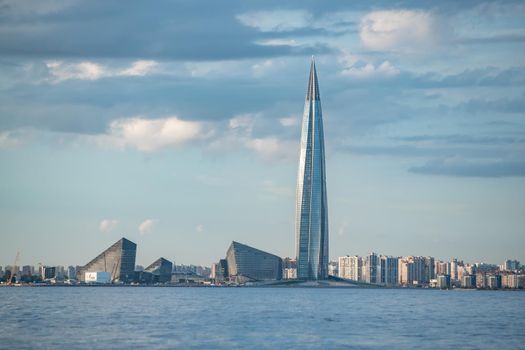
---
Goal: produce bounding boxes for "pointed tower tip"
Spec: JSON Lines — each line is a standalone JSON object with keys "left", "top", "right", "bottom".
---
{"left": 306, "top": 57, "right": 320, "bottom": 101}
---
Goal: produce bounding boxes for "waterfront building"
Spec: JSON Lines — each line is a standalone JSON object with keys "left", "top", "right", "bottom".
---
{"left": 398, "top": 256, "right": 433, "bottom": 286}
{"left": 21, "top": 265, "right": 33, "bottom": 277}
{"left": 295, "top": 59, "right": 329, "bottom": 280}
{"left": 173, "top": 264, "right": 210, "bottom": 277}
{"left": 461, "top": 275, "right": 476, "bottom": 289}
{"left": 423, "top": 257, "right": 435, "bottom": 282}
{"left": 502, "top": 274, "right": 525, "bottom": 289}
{"left": 4, "top": 265, "right": 19, "bottom": 279}
{"left": 398, "top": 257, "right": 415, "bottom": 286}
{"left": 466, "top": 264, "right": 476, "bottom": 275}
{"left": 171, "top": 271, "right": 206, "bottom": 284}
{"left": 85, "top": 271, "right": 111, "bottom": 284}
{"left": 475, "top": 263, "right": 499, "bottom": 273}
{"left": 67, "top": 266, "right": 76, "bottom": 280}
{"left": 363, "top": 253, "right": 379, "bottom": 284}
{"left": 380, "top": 256, "right": 399, "bottom": 287}
{"left": 0, "top": 266, "right": 3, "bottom": 278}
{"left": 42, "top": 266, "right": 56, "bottom": 280}
{"left": 226, "top": 241, "right": 282, "bottom": 283}
{"left": 338, "top": 255, "right": 362, "bottom": 281}
{"left": 476, "top": 272, "right": 488, "bottom": 289}
{"left": 328, "top": 260, "right": 338, "bottom": 276}
{"left": 283, "top": 257, "right": 297, "bottom": 268}
{"left": 437, "top": 274, "right": 451, "bottom": 289}
{"left": 55, "top": 265, "right": 65, "bottom": 280}
{"left": 450, "top": 259, "right": 459, "bottom": 281}
{"left": 77, "top": 237, "right": 137, "bottom": 283}
{"left": 283, "top": 268, "right": 297, "bottom": 279}
{"left": 500, "top": 260, "right": 520, "bottom": 272}
{"left": 211, "top": 259, "right": 229, "bottom": 283}
{"left": 144, "top": 257, "right": 173, "bottom": 283}
{"left": 488, "top": 275, "right": 502, "bottom": 289}
{"left": 434, "top": 260, "right": 449, "bottom": 276}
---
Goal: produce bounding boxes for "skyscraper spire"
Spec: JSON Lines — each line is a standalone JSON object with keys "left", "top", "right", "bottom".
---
{"left": 295, "top": 59, "right": 329, "bottom": 280}
{"left": 306, "top": 57, "right": 320, "bottom": 101}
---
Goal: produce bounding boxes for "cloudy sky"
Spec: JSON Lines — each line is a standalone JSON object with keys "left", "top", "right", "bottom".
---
{"left": 1, "top": 0, "right": 524, "bottom": 267}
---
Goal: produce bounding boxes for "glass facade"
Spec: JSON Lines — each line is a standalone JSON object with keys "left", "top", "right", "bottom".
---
{"left": 77, "top": 237, "right": 137, "bottom": 283}
{"left": 295, "top": 59, "right": 329, "bottom": 280}
{"left": 226, "top": 241, "right": 283, "bottom": 282}
{"left": 144, "top": 257, "right": 173, "bottom": 283}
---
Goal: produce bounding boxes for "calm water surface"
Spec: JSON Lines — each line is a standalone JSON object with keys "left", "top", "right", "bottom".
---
{"left": 0, "top": 287, "right": 524, "bottom": 349}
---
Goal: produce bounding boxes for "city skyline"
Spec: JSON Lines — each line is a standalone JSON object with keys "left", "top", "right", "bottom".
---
{"left": 1, "top": 1, "right": 524, "bottom": 267}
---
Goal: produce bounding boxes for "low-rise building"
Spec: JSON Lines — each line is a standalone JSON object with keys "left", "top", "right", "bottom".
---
{"left": 225, "top": 241, "right": 282, "bottom": 283}
{"left": 144, "top": 257, "right": 173, "bottom": 283}
{"left": 461, "top": 275, "right": 476, "bottom": 289}
{"left": 502, "top": 274, "right": 525, "bottom": 289}
{"left": 283, "top": 268, "right": 297, "bottom": 279}
{"left": 437, "top": 274, "right": 451, "bottom": 289}
{"left": 488, "top": 275, "right": 502, "bottom": 289}
{"left": 85, "top": 271, "right": 111, "bottom": 284}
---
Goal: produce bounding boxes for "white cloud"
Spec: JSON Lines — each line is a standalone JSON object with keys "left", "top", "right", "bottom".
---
{"left": 46, "top": 61, "right": 106, "bottom": 82}
{"left": 139, "top": 219, "right": 157, "bottom": 235}
{"left": 341, "top": 60, "right": 400, "bottom": 78}
{"left": 360, "top": 10, "right": 446, "bottom": 52}
{"left": 0, "top": 131, "right": 24, "bottom": 148}
{"left": 99, "top": 219, "right": 118, "bottom": 233}
{"left": 236, "top": 10, "right": 311, "bottom": 32}
{"left": 46, "top": 60, "right": 158, "bottom": 82}
{"left": 228, "top": 114, "right": 257, "bottom": 133}
{"left": 102, "top": 116, "right": 208, "bottom": 152}
{"left": 209, "top": 114, "right": 297, "bottom": 161}
{"left": 245, "top": 137, "right": 297, "bottom": 160}
{"left": 196, "top": 224, "right": 204, "bottom": 233}
{"left": 256, "top": 39, "right": 299, "bottom": 47}
{"left": 118, "top": 60, "right": 158, "bottom": 76}
{"left": 279, "top": 116, "right": 298, "bottom": 127}
{"left": 252, "top": 59, "right": 275, "bottom": 77}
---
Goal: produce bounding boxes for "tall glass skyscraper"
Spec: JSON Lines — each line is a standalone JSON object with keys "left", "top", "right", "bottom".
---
{"left": 295, "top": 58, "right": 329, "bottom": 280}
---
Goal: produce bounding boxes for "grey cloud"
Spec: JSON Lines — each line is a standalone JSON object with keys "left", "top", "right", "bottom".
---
{"left": 459, "top": 33, "right": 525, "bottom": 45}
{"left": 409, "top": 158, "right": 525, "bottom": 177}
{"left": 394, "top": 134, "right": 525, "bottom": 145}
{"left": 460, "top": 95, "right": 525, "bottom": 114}
{"left": 0, "top": 1, "right": 331, "bottom": 60}
{"left": 342, "top": 144, "right": 515, "bottom": 159}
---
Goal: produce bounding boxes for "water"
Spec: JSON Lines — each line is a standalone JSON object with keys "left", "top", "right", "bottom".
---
{"left": 0, "top": 287, "right": 524, "bottom": 349}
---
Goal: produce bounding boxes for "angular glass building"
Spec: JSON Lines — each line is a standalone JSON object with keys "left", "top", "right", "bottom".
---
{"left": 144, "top": 257, "right": 173, "bottom": 283}
{"left": 77, "top": 237, "right": 137, "bottom": 283}
{"left": 295, "top": 59, "right": 329, "bottom": 280}
{"left": 226, "top": 241, "right": 282, "bottom": 282}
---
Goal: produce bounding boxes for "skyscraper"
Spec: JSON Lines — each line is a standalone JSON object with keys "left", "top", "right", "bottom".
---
{"left": 295, "top": 58, "right": 329, "bottom": 280}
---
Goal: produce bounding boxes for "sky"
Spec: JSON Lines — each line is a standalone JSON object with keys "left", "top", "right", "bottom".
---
{"left": 0, "top": 0, "right": 524, "bottom": 267}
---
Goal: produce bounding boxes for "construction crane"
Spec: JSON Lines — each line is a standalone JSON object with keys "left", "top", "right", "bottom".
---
{"left": 7, "top": 251, "right": 20, "bottom": 285}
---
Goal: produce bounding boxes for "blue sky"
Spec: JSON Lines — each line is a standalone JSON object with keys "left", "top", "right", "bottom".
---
{"left": 1, "top": 0, "right": 524, "bottom": 267}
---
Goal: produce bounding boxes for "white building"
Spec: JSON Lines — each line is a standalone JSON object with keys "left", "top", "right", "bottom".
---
{"left": 338, "top": 255, "right": 362, "bottom": 281}
{"left": 85, "top": 272, "right": 111, "bottom": 284}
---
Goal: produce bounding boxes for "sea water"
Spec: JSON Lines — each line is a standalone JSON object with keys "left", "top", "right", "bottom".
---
{"left": 0, "top": 287, "right": 523, "bottom": 349}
